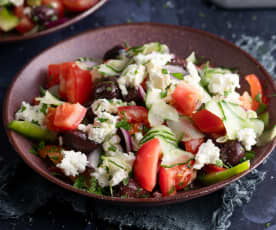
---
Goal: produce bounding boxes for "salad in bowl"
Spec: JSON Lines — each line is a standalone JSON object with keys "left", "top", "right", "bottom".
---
{"left": 8, "top": 42, "right": 276, "bottom": 198}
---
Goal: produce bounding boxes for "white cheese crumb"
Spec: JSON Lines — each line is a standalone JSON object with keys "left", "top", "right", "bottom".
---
{"left": 132, "top": 132, "right": 144, "bottom": 151}
{"left": 118, "top": 64, "right": 146, "bottom": 95}
{"left": 57, "top": 150, "right": 88, "bottom": 177}
{"left": 208, "top": 73, "right": 240, "bottom": 96}
{"left": 15, "top": 101, "right": 46, "bottom": 127}
{"left": 103, "top": 135, "right": 123, "bottom": 156}
{"left": 237, "top": 128, "right": 257, "bottom": 151}
{"left": 186, "top": 61, "right": 201, "bottom": 82}
{"left": 194, "top": 139, "right": 221, "bottom": 170}
{"left": 91, "top": 99, "right": 128, "bottom": 116}
{"left": 134, "top": 52, "right": 173, "bottom": 66}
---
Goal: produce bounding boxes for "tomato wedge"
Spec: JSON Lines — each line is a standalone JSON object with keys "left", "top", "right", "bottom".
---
{"left": 58, "top": 62, "right": 93, "bottom": 104}
{"left": 118, "top": 106, "right": 149, "bottom": 125}
{"left": 42, "top": 0, "right": 64, "bottom": 18}
{"left": 183, "top": 138, "right": 205, "bottom": 154}
{"left": 239, "top": 91, "right": 252, "bottom": 110}
{"left": 45, "top": 107, "right": 60, "bottom": 132}
{"left": 134, "top": 138, "right": 161, "bottom": 192}
{"left": 62, "top": 0, "right": 98, "bottom": 12}
{"left": 172, "top": 82, "right": 201, "bottom": 116}
{"left": 48, "top": 64, "right": 62, "bottom": 88}
{"left": 53, "top": 103, "right": 87, "bottom": 130}
{"left": 159, "top": 164, "right": 194, "bottom": 196}
{"left": 192, "top": 109, "right": 225, "bottom": 134}
{"left": 202, "top": 164, "right": 226, "bottom": 174}
{"left": 245, "top": 74, "right": 267, "bottom": 111}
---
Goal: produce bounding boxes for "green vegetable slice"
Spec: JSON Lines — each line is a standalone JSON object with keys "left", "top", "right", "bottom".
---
{"left": 199, "top": 160, "right": 250, "bottom": 185}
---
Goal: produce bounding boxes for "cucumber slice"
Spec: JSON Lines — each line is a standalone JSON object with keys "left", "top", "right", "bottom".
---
{"left": 257, "top": 125, "right": 276, "bottom": 147}
{"left": 259, "top": 112, "right": 269, "bottom": 129}
{"left": 167, "top": 116, "right": 204, "bottom": 142}
{"left": 97, "top": 58, "right": 129, "bottom": 76}
{"left": 205, "top": 100, "right": 224, "bottom": 119}
{"left": 0, "top": 7, "right": 19, "bottom": 32}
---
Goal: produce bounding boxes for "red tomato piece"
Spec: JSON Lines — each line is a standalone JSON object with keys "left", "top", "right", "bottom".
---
{"left": 159, "top": 164, "right": 194, "bottom": 196}
{"left": 183, "top": 138, "right": 205, "bottom": 154}
{"left": 53, "top": 103, "right": 87, "bottom": 130}
{"left": 62, "top": 0, "right": 98, "bottom": 12}
{"left": 172, "top": 82, "right": 201, "bottom": 116}
{"left": 239, "top": 91, "right": 252, "bottom": 110}
{"left": 192, "top": 109, "right": 225, "bottom": 134}
{"left": 134, "top": 138, "right": 161, "bottom": 192}
{"left": 245, "top": 74, "right": 267, "bottom": 111}
{"left": 45, "top": 107, "right": 61, "bottom": 132}
{"left": 202, "top": 164, "right": 226, "bottom": 174}
{"left": 15, "top": 17, "right": 35, "bottom": 34}
{"left": 14, "top": 6, "right": 24, "bottom": 18}
{"left": 118, "top": 106, "right": 149, "bottom": 124}
{"left": 58, "top": 62, "right": 93, "bottom": 104}
{"left": 42, "top": 0, "right": 64, "bottom": 18}
{"left": 48, "top": 64, "right": 61, "bottom": 88}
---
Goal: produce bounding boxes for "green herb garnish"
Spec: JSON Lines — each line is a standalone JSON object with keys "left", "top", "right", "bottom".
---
{"left": 98, "top": 118, "right": 108, "bottom": 123}
{"left": 40, "top": 104, "right": 48, "bottom": 115}
{"left": 162, "top": 68, "right": 168, "bottom": 74}
{"left": 168, "top": 186, "right": 175, "bottom": 195}
{"left": 171, "top": 73, "right": 184, "bottom": 80}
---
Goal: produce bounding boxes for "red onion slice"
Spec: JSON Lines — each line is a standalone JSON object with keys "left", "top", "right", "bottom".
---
{"left": 138, "top": 85, "right": 146, "bottom": 102}
{"left": 87, "top": 147, "right": 101, "bottom": 169}
{"left": 120, "top": 128, "right": 133, "bottom": 152}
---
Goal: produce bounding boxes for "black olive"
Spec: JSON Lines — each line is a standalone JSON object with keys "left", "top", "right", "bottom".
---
{"left": 103, "top": 45, "right": 124, "bottom": 61}
{"left": 62, "top": 130, "right": 99, "bottom": 154}
{"left": 114, "top": 179, "right": 151, "bottom": 198}
{"left": 93, "top": 80, "right": 121, "bottom": 100}
{"left": 84, "top": 108, "right": 96, "bottom": 124}
{"left": 219, "top": 141, "right": 245, "bottom": 166}
{"left": 32, "top": 5, "right": 58, "bottom": 25}
{"left": 122, "top": 87, "right": 144, "bottom": 105}
{"left": 169, "top": 57, "right": 187, "bottom": 66}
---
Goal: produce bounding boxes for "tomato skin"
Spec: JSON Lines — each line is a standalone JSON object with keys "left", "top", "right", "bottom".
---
{"left": 245, "top": 74, "right": 267, "bottom": 111}
{"left": 239, "top": 91, "right": 252, "bottom": 110}
{"left": 42, "top": 0, "right": 64, "bottom": 18}
{"left": 118, "top": 106, "right": 149, "bottom": 124}
{"left": 192, "top": 109, "right": 225, "bottom": 134}
{"left": 53, "top": 103, "right": 87, "bottom": 130}
{"left": 172, "top": 82, "right": 200, "bottom": 116}
{"left": 15, "top": 16, "right": 35, "bottom": 34}
{"left": 202, "top": 164, "right": 226, "bottom": 174}
{"left": 58, "top": 62, "right": 93, "bottom": 104}
{"left": 14, "top": 6, "right": 24, "bottom": 18}
{"left": 159, "top": 164, "right": 194, "bottom": 196}
{"left": 48, "top": 64, "right": 61, "bottom": 88}
{"left": 134, "top": 138, "right": 161, "bottom": 192}
{"left": 183, "top": 138, "right": 205, "bottom": 154}
{"left": 62, "top": 0, "right": 98, "bottom": 12}
{"left": 45, "top": 107, "right": 61, "bottom": 132}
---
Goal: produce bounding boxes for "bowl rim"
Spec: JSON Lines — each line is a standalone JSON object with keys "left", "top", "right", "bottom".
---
{"left": 0, "top": 0, "right": 108, "bottom": 43}
{"left": 3, "top": 22, "right": 276, "bottom": 205}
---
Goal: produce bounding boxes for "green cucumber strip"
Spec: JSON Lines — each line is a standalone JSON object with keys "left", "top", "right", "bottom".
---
{"left": 257, "top": 125, "right": 276, "bottom": 147}
{"left": 259, "top": 112, "right": 269, "bottom": 129}
{"left": 199, "top": 160, "right": 250, "bottom": 185}
{"left": 8, "top": 120, "right": 57, "bottom": 142}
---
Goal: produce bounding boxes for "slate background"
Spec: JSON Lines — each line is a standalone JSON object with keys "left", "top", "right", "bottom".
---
{"left": 0, "top": 0, "right": 276, "bottom": 229}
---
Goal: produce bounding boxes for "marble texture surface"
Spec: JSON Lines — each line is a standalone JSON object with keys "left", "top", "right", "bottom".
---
{"left": 0, "top": 0, "right": 276, "bottom": 229}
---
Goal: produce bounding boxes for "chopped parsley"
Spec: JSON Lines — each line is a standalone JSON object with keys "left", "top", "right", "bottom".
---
{"left": 20, "top": 106, "right": 26, "bottom": 112}
{"left": 136, "top": 186, "right": 141, "bottom": 195}
{"left": 108, "top": 144, "right": 117, "bottom": 152}
{"left": 50, "top": 156, "right": 60, "bottom": 161}
{"left": 73, "top": 176, "right": 89, "bottom": 190}
{"left": 171, "top": 73, "right": 184, "bottom": 80}
{"left": 265, "top": 222, "right": 271, "bottom": 228}
{"left": 241, "top": 151, "right": 256, "bottom": 162}
{"left": 162, "top": 68, "right": 168, "bottom": 74}
{"left": 29, "top": 147, "right": 38, "bottom": 155}
{"left": 106, "top": 87, "right": 112, "bottom": 92}
{"left": 141, "top": 194, "right": 149, "bottom": 198}
{"left": 123, "top": 177, "right": 129, "bottom": 186}
{"left": 116, "top": 116, "right": 131, "bottom": 130}
{"left": 98, "top": 118, "right": 109, "bottom": 123}
{"left": 108, "top": 159, "right": 125, "bottom": 170}
{"left": 255, "top": 93, "right": 267, "bottom": 114}
{"left": 168, "top": 186, "right": 175, "bottom": 195}
{"left": 215, "top": 160, "right": 223, "bottom": 167}
{"left": 160, "top": 87, "right": 169, "bottom": 99}
{"left": 31, "top": 120, "right": 39, "bottom": 126}
{"left": 40, "top": 86, "right": 46, "bottom": 97}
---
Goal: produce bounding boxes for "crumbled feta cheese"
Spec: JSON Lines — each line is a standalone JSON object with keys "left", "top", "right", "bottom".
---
{"left": 57, "top": 150, "right": 88, "bottom": 177}
{"left": 146, "top": 62, "right": 172, "bottom": 90}
{"left": 23, "top": 7, "right": 32, "bottom": 16}
{"left": 91, "top": 152, "right": 135, "bottom": 187}
{"left": 118, "top": 64, "right": 146, "bottom": 95}
{"left": 134, "top": 52, "right": 173, "bottom": 66}
{"left": 194, "top": 139, "right": 221, "bottom": 170}
{"left": 15, "top": 101, "right": 47, "bottom": 127}
{"left": 208, "top": 73, "right": 240, "bottom": 96}
{"left": 87, "top": 112, "right": 119, "bottom": 143}
{"left": 10, "top": 0, "right": 24, "bottom": 7}
{"left": 186, "top": 52, "right": 196, "bottom": 63}
{"left": 237, "top": 128, "right": 257, "bottom": 151}
{"left": 92, "top": 99, "right": 128, "bottom": 116}
{"left": 103, "top": 135, "right": 123, "bottom": 156}
{"left": 132, "top": 132, "right": 144, "bottom": 151}
{"left": 212, "top": 91, "right": 241, "bottom": 104}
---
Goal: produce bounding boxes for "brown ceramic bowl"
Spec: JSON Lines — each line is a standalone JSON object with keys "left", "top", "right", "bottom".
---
{"left": 0, "top": 0, "right": 108, "bottom": 43}
{"left": 3, "top": 23, "right": 276, "bottom": 206}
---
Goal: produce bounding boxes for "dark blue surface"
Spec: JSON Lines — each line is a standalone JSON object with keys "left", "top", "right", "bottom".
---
{"left": 1, "top": 0, "right": 276, "bottom": 229}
